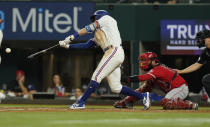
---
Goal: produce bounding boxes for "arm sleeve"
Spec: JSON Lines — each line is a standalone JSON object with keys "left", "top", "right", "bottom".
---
{"left": 128, "top": 74, "right": 154, "bottom": 83}
{"left": 137, "top": 68, "right": 159, "bottom": 82}
{"left": 138, "top": 74, "right": 154, "bottom": 82}
{"left": 69, "top": 39, "right": 96, "bottom": 49}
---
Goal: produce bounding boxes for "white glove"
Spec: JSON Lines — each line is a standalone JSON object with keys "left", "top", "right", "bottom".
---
{"left": 59, "top": 40, "right": 70, "bottom": 49}
{"left": 64, "top": 35, "right": 75, "bottom": 44}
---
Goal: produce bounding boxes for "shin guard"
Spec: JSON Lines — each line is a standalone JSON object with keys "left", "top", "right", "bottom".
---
{"left": 161, "top": 98, "right": 194, "bottom": 110}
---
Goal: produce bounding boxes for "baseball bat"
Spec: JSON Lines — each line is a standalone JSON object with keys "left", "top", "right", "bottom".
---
{"left": 27, "top": 43, "right": 60, "bottom": 59}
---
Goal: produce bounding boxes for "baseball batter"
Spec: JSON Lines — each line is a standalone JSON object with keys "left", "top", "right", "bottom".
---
{"left": 114, "top": 52, "right": 198, "bottom": 110}
{"left": 59, "top": 10, "right": 150, "bottom": 109}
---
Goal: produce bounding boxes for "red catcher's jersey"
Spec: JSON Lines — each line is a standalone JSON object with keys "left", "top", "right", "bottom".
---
{"left": 138, "top": 65, "right": 187, "bottom": 92}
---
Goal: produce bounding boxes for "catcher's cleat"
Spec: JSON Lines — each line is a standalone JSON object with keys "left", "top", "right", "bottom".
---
{"left": 113, "top": 101, "right": 134, "bottom": 109}
{"left": 113, "top": 101, "right": 127, "bottom": 108}
{"left": 69, "top": 102, "right": 85, "bottom": 109}
{"left": 143, "top": 92, "right": 151, "bottom": 110}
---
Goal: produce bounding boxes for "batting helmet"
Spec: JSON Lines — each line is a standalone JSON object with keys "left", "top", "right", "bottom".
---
{"left": 196, "top": 30, "right": 210, "bottom": 48}
{"left": 138, "top": 52, "right": 159, "bottom": 71}
{"left": 90, "top": 10, "right": 109, "bottom": 22}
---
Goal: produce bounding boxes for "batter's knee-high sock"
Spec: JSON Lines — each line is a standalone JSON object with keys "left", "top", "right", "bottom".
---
{"left": 78, "top": 80, "right": 99, "bottom": 104}
{"left": 122, "top": 87, "right": 145, "bottom": 103}
{"left": 120, "top": 86, "right": 144, "bottom": 100}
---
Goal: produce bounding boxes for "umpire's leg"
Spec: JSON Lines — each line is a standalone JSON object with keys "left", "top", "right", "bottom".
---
{"left": 202, "top": 74, "right": 210, "bottom": 97}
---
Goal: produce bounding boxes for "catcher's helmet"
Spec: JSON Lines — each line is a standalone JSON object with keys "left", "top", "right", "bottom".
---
{"left": 138, "top": 52, "right": 159, "bottom": 71}
{"left": 90, "top": 10, "right": 109, "bottom": 22}
{"left": 196, "top": 30, "right": 210, "bottom": 48}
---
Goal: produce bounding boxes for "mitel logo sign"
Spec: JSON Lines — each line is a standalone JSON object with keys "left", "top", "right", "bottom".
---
{"left": 0, "top": 2, "right": 94, "bottom": 40}
{"left": 12, "top": 7, "right": 81, "bottom": 33}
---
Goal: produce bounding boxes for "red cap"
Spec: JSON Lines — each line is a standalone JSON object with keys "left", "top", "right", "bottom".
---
{"left": 16, "top": 70, "right": 25, "bottom": 76}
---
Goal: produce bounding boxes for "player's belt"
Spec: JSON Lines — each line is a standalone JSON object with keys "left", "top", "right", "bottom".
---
{"left": 104, "top": 44, "right": 122, "bottom": 52}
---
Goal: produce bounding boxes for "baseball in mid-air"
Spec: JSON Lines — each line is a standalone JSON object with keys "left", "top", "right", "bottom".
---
{"left": 5, "top": 48, "right": 11, "bottom": 53}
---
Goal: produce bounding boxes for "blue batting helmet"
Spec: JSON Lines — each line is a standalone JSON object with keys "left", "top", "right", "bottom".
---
{"left": 90, "top": 10, "right": 109, "bottom": 22}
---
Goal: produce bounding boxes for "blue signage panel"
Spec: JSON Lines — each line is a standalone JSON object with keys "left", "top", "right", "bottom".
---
{"left": 0, "top": 2, "right": 94, "bottom": 40}
{"left": 161, "top": 20, "right": 210, "bottom": 55}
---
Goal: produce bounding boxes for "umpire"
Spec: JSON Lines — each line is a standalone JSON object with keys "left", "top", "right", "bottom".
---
{"left": 176, "top": 30, "right": 210, "bottom": 100}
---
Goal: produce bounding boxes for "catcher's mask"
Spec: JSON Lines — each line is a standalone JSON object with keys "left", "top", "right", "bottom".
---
{"left": 90, "top": 10, "right": 109, "bottom": 22}
{"left": 196, "top": 30, "right": 210, "bottom": 48}
{"left": 138, "top": 52, "right": 159, "bottom": 71}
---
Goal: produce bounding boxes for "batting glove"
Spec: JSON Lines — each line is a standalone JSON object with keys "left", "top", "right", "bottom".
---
{"left": 59, "top": 40, "right": 70, "bottom": 49}
{"left": 64, "top": 35, "right": 75, "bottom": 44}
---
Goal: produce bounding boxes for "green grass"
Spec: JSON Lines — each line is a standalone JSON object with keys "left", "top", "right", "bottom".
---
{"left": 0, "top": 104, "right": 210, "bottom": 127}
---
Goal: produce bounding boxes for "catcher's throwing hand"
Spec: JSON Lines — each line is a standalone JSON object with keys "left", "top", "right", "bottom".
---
{"left": 59, "top": 40, "right": 70, "bottom": 49}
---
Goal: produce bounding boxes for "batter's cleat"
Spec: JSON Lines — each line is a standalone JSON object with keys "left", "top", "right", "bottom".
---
{"left": 69, "top": 103, "right": 85, "bottom": 109}
{"left": 192, "top": 103, "right": 199, "bottom": 110}
{"left": 143, "top": 92, "right": 150, "bottom": 110}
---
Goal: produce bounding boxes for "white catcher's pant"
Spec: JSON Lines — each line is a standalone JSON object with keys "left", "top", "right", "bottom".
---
{"left": 165, "top": 84, "right": 189, "bottom": 100}
{"left": 91, "top": 46, "right": 124, "bottom": 93}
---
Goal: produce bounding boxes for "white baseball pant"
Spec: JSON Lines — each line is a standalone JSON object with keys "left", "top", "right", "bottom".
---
{"left": 91, "top": 46, "right": 124, "bottom": 93}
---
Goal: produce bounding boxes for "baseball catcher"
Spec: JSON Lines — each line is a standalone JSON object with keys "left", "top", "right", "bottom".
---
{"left": 114, "top": 52, "right": 198, "bottom": 110}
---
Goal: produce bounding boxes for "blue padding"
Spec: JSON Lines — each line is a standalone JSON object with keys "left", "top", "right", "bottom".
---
{"left": 85, "top": 25, "right": 93, "bottom": 33}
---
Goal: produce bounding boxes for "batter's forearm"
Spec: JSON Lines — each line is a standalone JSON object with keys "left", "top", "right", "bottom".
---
{"left": 70, "top": 22, "right": 98, "bottom": 39}
{"left": 78, "top": 28, "right": 88, "bottom": 36}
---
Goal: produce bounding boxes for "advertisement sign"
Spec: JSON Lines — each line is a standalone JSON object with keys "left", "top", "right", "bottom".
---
{"left": 161, "top": 20, "right": 210, "bottom": 55}
{"left": 0, "top": 2, "right": 94, "bottom": 40}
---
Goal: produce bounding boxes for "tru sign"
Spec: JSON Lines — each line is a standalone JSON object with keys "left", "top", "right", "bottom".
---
{"left": 12, "top": 7, "right": 82, "bottom": 33}
{"left": 167, "top": 24, "right": 210, "bottom": 39}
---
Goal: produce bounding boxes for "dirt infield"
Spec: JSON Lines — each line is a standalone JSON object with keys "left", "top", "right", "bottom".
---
{"left": 0, "top": 107, "right": 210, "bottom": 113}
